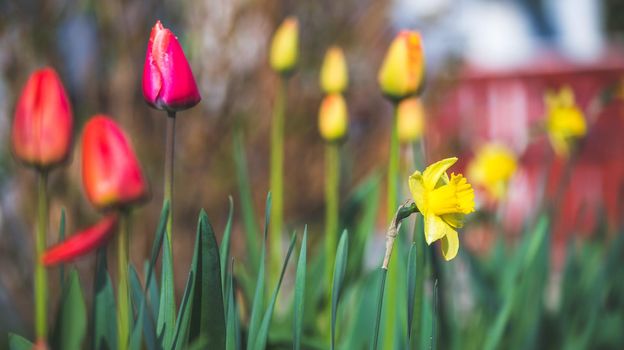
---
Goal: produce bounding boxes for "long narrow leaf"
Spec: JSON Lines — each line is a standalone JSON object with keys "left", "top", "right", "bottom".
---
{"left": 129, "top": 265, "right": 156, "bottom": 350}
{"left": 172, "top": 271, "right": 195, "bottom": 350}
{"left": 226, "top": 260, "right": 238, "bottom": 350}
{"left": 406, "top": 242, "right": 417, "bottom": 338}
{"left": 157, "top": 233, "right": 175, "bottom": 348}
{"left": 253, "top": 232, "right": 297, "bottom": 350}
{"left": 220, "top": 196, "right": 235, "bottom": 290}
{"left": 92, "top": 248, "right": 117, "bottom": 350}
{"left": 246, "top": 193, "right": 271, "bottom": 350}
{"left": 331, "top": 230, "right": 349, "bottom": 350}
{"left": 293, "top": 227, "right": 307, "bottom": 350}
{"left": 189, "top": 210, "right": 226, "bottom": 348}
{"left": 52, "top": 269, "right": 87, "bottom": 350}
{"left": 8, "top": 333, "right": 32, "bottom": 350}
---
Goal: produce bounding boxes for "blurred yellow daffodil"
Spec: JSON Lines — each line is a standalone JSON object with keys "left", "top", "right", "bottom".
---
{"left": 397, "top": 98, "right": 425, "bottom": 143}
{"left": 320, "top": 46, "right": 348, "bottom": 94}
{"left": 468, "top": 143, "right": 517, "bottom": 200}
{"left": 544, "top": 86, "right": 587, "bottom": 157}
{"left": 409, "top": 157, "right": 475, "bottom": 260}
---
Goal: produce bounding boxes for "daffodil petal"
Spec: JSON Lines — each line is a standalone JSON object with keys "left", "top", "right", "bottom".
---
{"left": 422, "top": 157, "right": 457, "bottom": 190}
{"left": 424, "top": 214, "right": 454, "bottom": 245}
{"left": 408, "top": 170, "right": 427, "bottom": 213}
{"left": 441, "top": 213, "right": 464, "bottom": 228}
{"left": 441, "top": 228, "right": 459, "bottom": 261}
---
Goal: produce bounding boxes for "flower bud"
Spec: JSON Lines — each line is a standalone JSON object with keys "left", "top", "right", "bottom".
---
{"left": 397, "top": 98, "right": 425, "bottom": 144}
{"left": 319, "top": 94, "right": 348, "bottom": 142}
{"left": 270, "top": 17, "right": 299, "bottom": 74}
{"left": 42, "top": 215, "right": 118, "bottom": 266}
{"left": 81, "top": 115, "right": 148, "bottom": 210}
{"left": 378, "top": 31, "right": 425, "bottom": 101}
{"left": 11, "top": 68, "right": 73, "bottom": 169}
{"left": 142, "top": 20, "right": 201, "bottom": 112}
{"left": 320, "top": 46, "right": 348, "bottom": 94}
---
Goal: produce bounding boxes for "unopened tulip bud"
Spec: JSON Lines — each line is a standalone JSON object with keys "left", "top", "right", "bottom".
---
{"left": 270, "top": 17, "right": 299, "bottom": 75}
{"left": 378, "top": 31, "right": 425, "bottom": 101}
{"left": 142, "top": 20, "right": 201, "bottom": 112}
{"left": 397, "top": 98, "right": 425, "bottom": 143}
{"left": 319, "top": 94, "right": 348, "bottom": 142}
{"left": 320, "top": 46, "right": 348, "bottom": 94}
{"left": 42, "top": 215, "right": 118, "bottom": 265}
{"left": 81, "top": 116, "right": 148, "bottom": 210}
{"left": 11, "top": 68, "right": 73, "bottom": 169}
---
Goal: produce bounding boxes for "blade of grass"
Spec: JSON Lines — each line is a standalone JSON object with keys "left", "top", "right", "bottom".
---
{"left": 234, "top": 131, "right": 261, "bottom": 268}
{"left": 371, "top": 269, "right": 387, "bottom": 350}
{"left": 253, "top": 232, "right": 297, "bottom": 350}
{"left": 92, "top": 248, "right": 117, "bottom": 350}
{"left": 246, "top": 193, "right": 271, "bottom": 350}
{"left": 331, "top": 230, "right": 349, "bottom": 350}
{"left": 172, "top": 271, "right": 195, "bottom": 350}
{"left": 226, "top": 259, "right": 237, "bottom": 350}
{"left": 129, "top": 265, "right": 156, "bottom": 350}
{"left": 220, "top": 196, "right": 235, "bottom": 290}
{"left": 293, "top": 227, "right": 307, "bottom": 350}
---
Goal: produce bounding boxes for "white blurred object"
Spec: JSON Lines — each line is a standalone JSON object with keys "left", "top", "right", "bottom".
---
{"left": 392, "top": 0, "right": 451, "bottom": 22}
{"left": 549, "top": 0, "right": 605, "bottom": 62}
{"left": 460, "top": 2, "right": 536, "bottom": 69}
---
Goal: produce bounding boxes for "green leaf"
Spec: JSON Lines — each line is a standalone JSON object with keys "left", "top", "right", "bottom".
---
{"left": 52, "top": 269, "right": 87, "bottom": 350}
{"left": 371, "top": 269, "right": 388, "bottom": 350}
{"left": 293, "top": 227, "right": 307, "bottom": 350}
{"left": 331, "top": 230, "right": 349, "bottom": 350}
{"left": 234, "top": 131, "right": 261, "bottom": 268}
{"left": 129, "top": 265, "right": 156, "bottom": 350}
{"left": 220, "top": 196, "right": 235, "bottom": 290}
{"left": 406, "top": 242, "right": 417, "bottom": 338}
{"left": 253, "top": 232, "right": 297, "bottom": 350}
{"left": 246, "top": 193, "right": 271, "bottom": 350}
{"left": 8, "top": 333, "right": 32, "bottom": 350}
{"left": 189, "top": 210, "right": 226, "bottom": 349}
{"left": 156, "top": 201, "right": 176, "bottom": 349}
{"left": 225, "top": 260, "right": 238, "bottom": 350}
{"left": 173, "top": 271, "right": 195, "bottom": 350}
{"left": 92, "top": 248, "right": 117, "bottom": 350}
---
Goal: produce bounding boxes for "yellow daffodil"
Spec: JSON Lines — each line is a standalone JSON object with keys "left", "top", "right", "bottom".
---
{"left": 318, "top": 94, "right": 348, "bottom": 141}
{"left": 270, "top": 17, "right": 299, "bottom": 74}
{"left": 320, "top": 46, "right": 348, "bottom": 94}
{"left": 468, "top": 143, "right": 517, "bottom": 200}
{"left": 409, "top": 157, "right": 475, "bottom": 260}
{"left": 397, "top": 98, "right": 425, "bottom": 143}
{"left": 378, "top": 31, "right": 425, "bottom": 101}
{"left": 544, "top": 86, "right": 587, "bottom": 157}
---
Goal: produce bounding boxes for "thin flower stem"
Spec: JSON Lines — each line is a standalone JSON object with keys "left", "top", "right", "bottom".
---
{"left": 35, "top": 170, "right": 48, "bottom": 341}
{"left": 269, "top": 77, "right": 286, "bottom": 289}
{"left": 164, "top": 111, "right": 176, "bottom": 252}
{"left": 117, "top": 210, "right": 131, "bottom": 350}
{"left": 324, "top": 143, "right": 340, "bottom": 290}
{"left": 383, "top": 104, "right": 402, "bottom": 349}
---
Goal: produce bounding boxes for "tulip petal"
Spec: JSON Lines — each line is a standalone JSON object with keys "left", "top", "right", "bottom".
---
{"left": 42, "top": 215, "right": 118, "bottom": 266}
{"left": 422, "top": 157, "right": 457, "bottom": 190}
{"left": 441, "top": 228, "right": 459, "bottom": 261}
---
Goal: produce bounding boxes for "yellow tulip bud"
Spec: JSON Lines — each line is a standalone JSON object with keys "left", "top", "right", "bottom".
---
{"left": 270, "top": 17, "right": 299, "bottom": 74}
{"left": 378, "top": 31, "right": 425, "bottom": 101}
{"left": 320, "top": 46, "right": 348, "bottom": 94}
{"left": 397, "top": 98, "right": 425, "bottom": 143}
{"left": 319, "top": 94, "right": 348, "bottom": 141}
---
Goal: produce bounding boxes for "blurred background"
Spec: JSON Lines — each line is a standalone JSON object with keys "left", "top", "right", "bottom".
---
{"left": 0, "top": 0, "right": 623, "bottom": 346}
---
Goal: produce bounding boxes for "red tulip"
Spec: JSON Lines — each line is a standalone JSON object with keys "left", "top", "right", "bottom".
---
{"left": 42, "top": 215, "right": 118, "bottom": 266}
{"left": 142, "top": 20, "right": 201, "bottom": 112}
{"left": 11, "top": 67, "right": 73, "bottom": 168}
{"left": 81, "top": 115, "right": 148, "bottom": 210}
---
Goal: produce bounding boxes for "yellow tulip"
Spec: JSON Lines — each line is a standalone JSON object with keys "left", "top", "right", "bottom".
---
{"left": 319, "top": 94, "right": 348, "bottom": 141}
{"left": 409, "top": 157, "right": 475, "bottom": 260}
{"left": 397, "top": 98, "right": 425, "bottom": 143}
{"left": 468, "top": 143, "right": 517, "bottom": 200}
{"left": 378, "top": 31, "right": 425, "bottom": 101}
{"left": 320, "top": 46, "right": 348, "bottom": 94}
{"left": 270, "top": 17, "right": 299, "bottom": 74}
{"left": 544, "top": 86, "right": 587, "bottom": 157}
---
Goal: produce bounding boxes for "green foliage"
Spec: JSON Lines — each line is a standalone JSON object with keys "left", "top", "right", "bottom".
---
{"left": 51, "top": 269, "right": 86, "bottom": 350}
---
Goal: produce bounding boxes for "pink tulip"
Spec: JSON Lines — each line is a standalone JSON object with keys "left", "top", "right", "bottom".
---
{"left": 142, "top": 20, "right": 201, "bottom": 112}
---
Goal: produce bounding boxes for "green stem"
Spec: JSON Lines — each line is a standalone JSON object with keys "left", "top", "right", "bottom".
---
{"left": 117, "top": 211, "right": 131, "bottom": 350}
{"left": 164, "top": 112, "right": 176, "bottom": 252}
{"left": 35, "top": 171, "right": 48, "bottom": 341}
{"left": 324, "top": 143, "right": 340, "bottom": 290}
{"left": 383, "top": 104, "right": 402, "bottom": 349}
{"left": 371, "top": 268, "right": 387, "bottom": 350}
{"left": 269, "top": 77, "right": 286, "bottom": 289}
